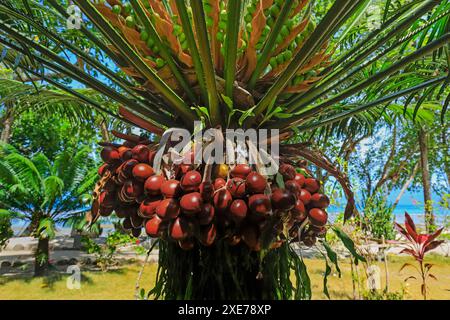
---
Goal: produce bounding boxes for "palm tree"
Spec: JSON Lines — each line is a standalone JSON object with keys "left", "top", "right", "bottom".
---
{"left": 0, "top": 0, "right": 448, "bottom": 297}
{"left": 0, "top": 144, "right": 98, "bottom": 276}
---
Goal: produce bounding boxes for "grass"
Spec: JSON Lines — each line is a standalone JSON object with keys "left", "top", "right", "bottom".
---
{"left": 0, "top": 255, "right": 449, "bottom": 300}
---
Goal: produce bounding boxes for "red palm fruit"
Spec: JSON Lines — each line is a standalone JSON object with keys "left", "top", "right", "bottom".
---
{"left": 248, "top": 194, "right": 271, "bottom": 216}
{"left": 161, "top": 179, "right": 181, "bottom": 198}
{"left": 245, "top": 172, "right": 267, "bottom": 194}
{"left": 229, "top": 199, "right": 248, "bottom": 222}
{"left": 99, "top": 206, "right": 114, "bottom": 217}
{"left": 123, "top": 180, "right": 143, "bottom": 198}
{"left": 178, "top": 238, "right": 195, "bottom": 250}
{"left": 199, "top": 181, "right": 214, "bottom": 201}
{"left": 298, "top": 189, "right": 312, "bottom": 205}
{"left": 169, "top": 217, "right": 190, "bottom": 240}
{"left": 118, "top": 146, "right": 132, "bottom": 160}
{"left": 304, "top": 178, "right": 320, "bottom": 193}
{"left": 115, "top": 206, "right": 129, "bottom": 219}
{"left": 132, "top": 163, "right": 154, "bottom": 181}
{"left": 271, "top": 189, "right": 296, "bottom": 210}
{"left": 180, "top": 170, "right": 202, "bottom": 192}
{"left": 279, "top": 163, "right": 296, "bottom": 181}
{"left": 199, "top": 223, "right": 217, "bottom": 246}
{"left": 178, "top": 164, "right": 193, "bottom": 176}
{"left": 131, "top": 144, "right": 150, "bottom": 163}
{"left": 130, "top": 210, "right": 144, "bottom": 228}
{"left": 230, "top": 164, "right": 252, "bottom": 179}
{"left": 241, "top": 225, "right": 260, "bottom": 250}
{"left": 123, "top": 217, "right": 133, "bottom": 230}
{"left": 99, "top": 190, "right": 116, "bottom": 208}
{"left": 138, "top": 198, "right": 161, "bottom": 218}
{"left": 101, "top": 146, "right": 120, "bottom": 164}
{"left": 213, "top": 177, "right": 226, "bottom": 190}
{"left": 98, "top": 163, "right": 108, "bottom": 176}
{"left": 144, "top": 175, "right": 165, "bottom": 196}
{"left": 226, "top": 177, "right": 246, "bottom": 198}
{"left": 285, "top": 180, "right": 301, "bottom": 195}
{"left": 131, "top": 228, "right": 142, "bottom": 237}
{"left": 293, "top": 199, "right": 307, "bottom": 221}
{"left": 117, "top": 159, "right": 139, "bottom": 178}
{"left": 308, "top": 208, "right": 328, "bottom": 227}
{"left": 198, "top": 203, "right": 215, "bottom": 225}
{"left": 294, "top": 173, "right": 306, "bottom": 187}
{"left": 213, "top": 189, "right": 233, "bottom": 212}
{"left": 145, "top": 215, "right": 163, "bottom": 237}
{"left": 180, "top": 192, "right": 202, "bottom": 215}
{"left": 156, "top": 198, "right": 180, "bottom": 220}
{"left": 103, "top": 179, "right": 116, "bottom": 192}
{"left": 310, "top": 193, "right": 330, "bottom": 209}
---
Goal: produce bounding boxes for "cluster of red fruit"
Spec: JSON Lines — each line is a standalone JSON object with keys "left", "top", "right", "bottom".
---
{"left": 95, "top": 141, "right": 330, "bottom": 251}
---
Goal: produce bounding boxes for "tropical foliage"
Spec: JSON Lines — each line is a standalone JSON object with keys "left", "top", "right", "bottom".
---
{"left": 396, "top": 212, "right": 444, "bottom": 300}
{"left": 0, "top": 144, "right": 98, "bottom": 275}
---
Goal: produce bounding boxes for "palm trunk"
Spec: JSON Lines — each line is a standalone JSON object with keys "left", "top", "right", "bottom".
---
{"left": 34, "top": 237, "right": 50, "bottom": 277}
{"left": 418, "top": 128, "right": 435, "bottom": 232}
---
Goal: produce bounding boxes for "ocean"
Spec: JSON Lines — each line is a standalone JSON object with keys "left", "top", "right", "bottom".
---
{"left": 9, "top": 204, "right": 449, "bottom": 236}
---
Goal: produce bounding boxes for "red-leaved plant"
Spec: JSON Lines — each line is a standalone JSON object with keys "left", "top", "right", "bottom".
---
{"left": 395, "top": 212, "right": 444, "bottom": 300}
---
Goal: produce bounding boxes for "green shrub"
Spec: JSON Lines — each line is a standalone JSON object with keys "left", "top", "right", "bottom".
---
{"left": 363, "top": 193, "right": 395, "bottom": 240}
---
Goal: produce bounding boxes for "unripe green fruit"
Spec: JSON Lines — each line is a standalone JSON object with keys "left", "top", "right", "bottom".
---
{"left": 206, "top": 16, "right": 213, "bottom": 27}
{"left": 219, "top": 20, "right": 227, "bottom": 30}
{"left": 269, "top": 57, "right": 277, "bottom": 68}
{"left": 112, "top": 5, "right": 121, "bottom": 14}
{"left": 283, "top": 50, "right": 293, "bottom": 61}
{"left": 123, "top": 3, "right": 132, "bottom": 15}
{"left": 281, "top": 25, "right": 289, "bottom": 37}
{"left": 276, "top": 54, "right": 284, "bottom": 64}
{"left": 204, "top": 3, "right": 212, "bottom": 14}
{"left": 140, "top": 30, "right": 149, "bottom": 42}
{"left": 216, "top": 32, "right": 224, "bottom": 42}
{"left": 270, "top": 5, "right": 280, "bottom": 16}
{"left": 146, "top": 37, "right": 155, "bottom": 48}
{"left": 156, "top": 58, "right": 165, "bottom": 68}
{"left": 245, "top": 14, "right": 253, "bottom": 23}
{"left": 220, "top": 10, "right": 227, "bottom": 21}
{"left": 125, "top": 16, "right": 135, "bottom": 28}
{"left": 173, "top": 25, "right": 182, "bottom": 36}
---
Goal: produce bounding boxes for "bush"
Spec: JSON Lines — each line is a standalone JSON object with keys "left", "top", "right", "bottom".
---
{"left": 362, "top": 193, "right": 395, "bottom": 240}
{"left": 81, "top": 230, "right": 141, "bottom": 271}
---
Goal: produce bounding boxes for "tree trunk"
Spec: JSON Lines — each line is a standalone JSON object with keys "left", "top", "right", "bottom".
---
{"left": 441, "top": 125, "right": 450, "bottom": 189}
{"left": 34, "top": 237, "right": 50, "bottom": 277}
{"left": 392, "top": 162, "right": 420, "bottom": 211}
{"left": 0, "top": 110, "right": 13, "bottom": 143}
{"left": 418, "top": 128, "right": 435, "bottom": 232}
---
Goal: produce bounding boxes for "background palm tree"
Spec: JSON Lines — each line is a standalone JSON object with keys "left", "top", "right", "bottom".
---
{"left": 0, "top": 144, "right": 98, "bottom": 276}
{"left": 0, "top": 0, "right": 448, "bottom": 297}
